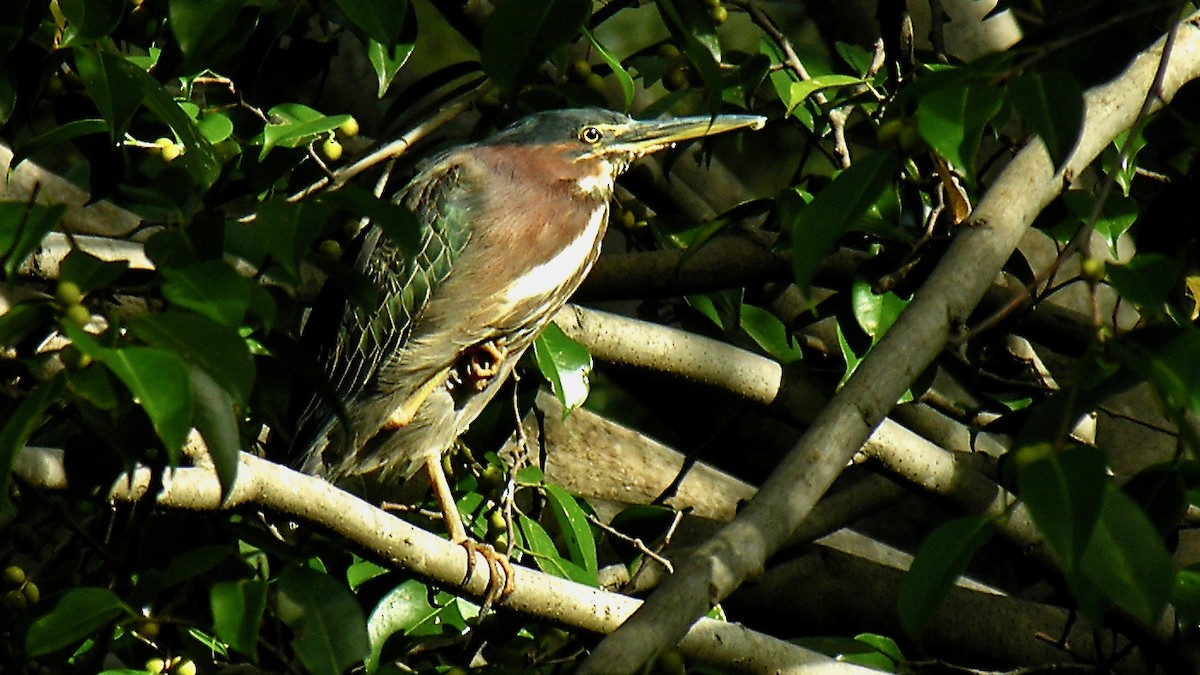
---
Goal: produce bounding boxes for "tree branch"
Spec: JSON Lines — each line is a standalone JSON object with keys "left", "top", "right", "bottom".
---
{"left": 579, "top": 15, "right": 1200, "bottom": 672}
{"left": 10, "top": 445, "right": 876, "bottom": 675}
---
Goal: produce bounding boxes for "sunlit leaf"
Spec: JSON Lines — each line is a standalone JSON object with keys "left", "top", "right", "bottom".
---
{"left": 544, "top": 484, "right": 598, "bottom": 582}
{"left": 1008, "top": 71, "right": 1083, "bottom": 170}
{"left": 211, "top": 578, "right": 267, "bottom": 660}
{"left": 1016, "top": 444, "right": 1107, "bottom": 571}
{"left": 533, "top": 323, "right": 592, "bottom": 415}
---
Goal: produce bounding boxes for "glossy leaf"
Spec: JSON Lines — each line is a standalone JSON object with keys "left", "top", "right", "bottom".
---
{"left": 851, "top": 279, "right": 910, "bottom": 342}
{"left": 365, "top": 579, "right": 435, "bottom": 673}
{"left": 481, "top": 0, "right": 590, "bottom": 93}
{"left": 168, "top": 0, "right": 242, "bottom": 59}
{"left": 1079, "top": 486, "right": 1175, "bottom": 625}
{"left": 1061, "top": 190, "right": 1138, "bottom": 255}
{"left": 0, "top": 201, "right": 65, "bottom": 278}
{"left": 585, "top": 29, "right": 634, "bottom": 111}
{"left": 25, "top": 587, "right": 130, "bottom": 656}
{"left": 7, "top": 118, "right": 107, "bottom": 171}
{"left": 211, "top": 578, "right": 267, "bottom": 660}
{"left": 73, "top": 46, "right": 143, "bottom": 139}
{"left": 368, "top": 37, "right": 415, "bottom": 99}
{"left": 917, "top": 83, "right": 1003, "bottom": 177}
{"left": 58, "top": 248, "right": 129, "bottom": 293}
{"left": 739, "top": 303, "right": 802, "bottom": 363}
{"left": 259, "top": 103, "right": 352, "bottom": 159}
{"left": 1105, "top": 254, "right": 1180, "bottom": 316}
{"left": 334, "top": 0, "right": 408, "bottom": 47}
{"left": 533, "top": 323, "right": 592, "bottom": 415}
{"left": 276, "top": 566, "right": 370, "bottom": 675}
{"left": 795, "top": 634, "right": 904, "bottom": 672}
{"left": 544, "top": 483, "right": 599, "bottom": 582}
{"left": 0, "top": 377, "right": 64, "bottom": 517}
{"left": 1016, "top": 444, "right": 1107, "bottom": 571}
{"left": 1008, "top": 71, "right": 1083, "bottom": 170}
{"left": 790, "top": 151, "right": 899, "bottom": 292}
{"left": 58, "top": 0, "right": 123, "bottom": 45}
{"left": 786, "top": 74, "right": 863, "bottom": 115}
{"left": 899, "top": 516, "right": 995, "bottom": 636}
{"left": 128, "top": 311, "right": 255, "bottom": 406}
{"left": 190, "top": 366, "right": 241, "bottom": 499}
{"left": 161, "top": 260, "right": 252, "bottom": 327}
{"left": 517, "top": 514, "right": 594, "bottom": 585}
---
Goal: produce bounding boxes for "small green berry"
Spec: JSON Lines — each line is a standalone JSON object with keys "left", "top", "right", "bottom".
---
{"left": 1081, "top": 257, "right": 1106, "bottom": 282}
{"left": 338, "top": 116, "right": 360, "bottom": 138}
{"left": 317, "top": 239, "right": 343, "bottom": 259}
{"left": 569, "top": 59, "right": 592, "bottom": 82}
{"left": 708, "top": 5, "right": 728, "bottom": 24}
{"left": 656, "top": 43, "right": 682, "bottom": 61}
{"left": 663, "top": 66, "right": 688, "bottom": 91}
{"left": 145, "top": 657, "right": 167, "bottom": 674}
{"left": 55, "top": 280, "right": 83, "bottom": 307}
{"left": 4, "top": 589, "right": 26, "bottom": 611}
{"left": 2, "top": 565, "right": 26, "bottom": 587}
{"left": 22, "top": 581, "right": 39, "bottom": 606}
{"left": 64, "top": 304, "right": 91, "bottom": 327}
{"left": 321, "top": 136, "right": 343, "bottom": 161}
{"left": 160, "top": 143, "right": 183, "bottom": 162}
{"left": 584, "top": 72, "right": 606, "bottom": 95}
{"left": 173, "top": 658, "right": 197, "bottom": 675}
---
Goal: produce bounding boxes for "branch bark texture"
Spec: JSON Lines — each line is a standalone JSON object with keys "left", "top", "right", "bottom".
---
{"left": 579, "top": 15, "right": 1200, "bottom": 674}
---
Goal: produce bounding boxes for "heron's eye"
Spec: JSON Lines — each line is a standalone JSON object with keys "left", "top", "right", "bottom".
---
{"left": 579, "top": 126, "right": 603, "bottom": 144}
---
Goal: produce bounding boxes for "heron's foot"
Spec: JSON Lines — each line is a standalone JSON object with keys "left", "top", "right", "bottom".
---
{"left": 462, "top": 339, "right": 507, "bottom": 391}
{"left": 458, "top": 538, "right": 515, "bottom": 607}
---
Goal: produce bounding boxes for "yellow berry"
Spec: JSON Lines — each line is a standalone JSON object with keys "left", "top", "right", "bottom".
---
{"left": 4, "top": 589, "right": 26, "bottom": 611}
{"left": 618, "top": 209, "right": 636, "bottom": 229}
{"left": 569, "top": 59, "right": 592, "bottom": 82}
{"left": 488, "top": 509, "right": 507, "bottom": 535}
{"left": 64, "top": 304, "right": 91, "bottom": 327}
{"left": 584, "top": 73, "right": 606, "bottom": 95}
{"left": 657, "top": 43, "right": 682, "bottom": 61}
{"left": 478, "top": 464, "right": 505, "bottom": 490}
{"left": 3, "top": 565, "right": 26, "bottom": 586}
{"left": 663, "top": 66, "right": 688, "bottom": 92}
{"left": 1081, "top": 257, "right": 1106, "bottom": 282}
{"left": 653, "top": 649, "right": 686, "bottom": 675}
{"left": 317, "top": 239, "right": 343, "bottom": 259}
{"left": 55, "top": 280, "right": 83, "bottom": 307}
{"left": 173, "top": 658, "right": 197, "bottom": 675}
{"left": 136, "top": 617, "right": 160, "bottom": 639}
{"left": 708, "top": 5, "right": 728, "bottom": 24}
{"left": 145, "top": 657, "right": 167, "bottom": 674}
{"left": 22, "top": 581, "right": 39, "bottom": 606}
{"left": 321, "top": 136, "right": 343, "bottom": 162}
{"left": 338, "top": 116, "right": 359, "bottom": 138}
{"left": 160, "top": 143, "right": 183, "bottom": 162}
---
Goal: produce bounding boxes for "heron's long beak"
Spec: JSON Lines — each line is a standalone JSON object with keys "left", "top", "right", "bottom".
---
{"left": 609, "top": 113, "right": 767, "bottom": 157}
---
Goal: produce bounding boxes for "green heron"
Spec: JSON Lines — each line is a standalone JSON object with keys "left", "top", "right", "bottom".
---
{"left": 294, "top": 107, "right": 765, "bottom": 597}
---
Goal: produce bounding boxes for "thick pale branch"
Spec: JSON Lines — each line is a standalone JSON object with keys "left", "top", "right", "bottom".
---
{"left": 10, "top": 446, "right": 873, "bottom": 675}
{"left": 580, "top": 15, "right": 1200, "bottom": 673}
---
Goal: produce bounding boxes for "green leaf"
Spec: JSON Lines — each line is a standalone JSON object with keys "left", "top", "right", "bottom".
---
{"left": 1105, "top": 254, "right": 1180, "bottom": 316}
{"left": 1174, "top": 566, "right": 1200, "bottom": 631}
{"left": 917, "top": 83, "right": 1003, "bottom": 177}
{"left": 790, "top": 151, "right": 899, "bottom": 292}
{"left": 58, "top": 0, "right": 124, "bottom": 45}
{"left": 197, "top": 111, "right": 234, "bottom": 144}
{"left": 334, "top": 0, "right": 408, "bottom": 47}
{"left": 544, "top": 484, "right": 598, "bottom": 581}
{"left": 73, "top": 47, "right": 145, "bottom": 139}
{"left": 127, "top": 311, "right": 255, "bottom": 406}
{"left": 66, "top": 325, "right": 195, "bottom": 461}
{"left": 0, "top": 377, "right": 65, "bottom": 517}
{"left": 851, "top": 279, "right": 910, "bottom": 343}
{"left": 795, "top": 634, "right": 904, "bottom": 672}
{"left": 584, "top": 29, "right": 634, "bottom": 111}
{"left": 533, "top": 323, "right": 592, "bottom": 415}
{"left": 739, "top": 303, "right": 802, "bottom": 363}
{"left": 0, "top": 201, "right": 65, "bottom": 278}
{"left": 161, "top": 260, "right": 251, "bottom": 327}
{"left": 899, "top": 516, "right": 995, "bottom": 637}
{"left": 190, "top": 366, "right": 241, "bottom": 500}
{"left": 368, "top": 37, "right": 415, "bottom": 99}
{"left": 210, "top": 578, "right": 267, "bottom": 660}
{"left": 276, "top": 567, "right": 370, "bottom": 675}
{"left": 1079, "top": 486, "right": 1175, "bottom": 625}
{"left": 1016, "top": 445, "right": 1107, "bottom": 571}
{"left": 1110, "top": 326, "right": 1200, "bottom": 421}
{"left": 347, "top": 558, "right": 389, "bottom": 591}
{"left": 59, "top": 248, "right": 129, "bottom": 293}
{"left": 1008, "top": 71, "right": 1083, "bottom": 170}
{"left": 25, "top": 587, "right": 130, "bottom": 657}
{"left": 1061, "top": 190, "right": 1138, "bottom": 256}
{"left": 0, "top": 301, "right": 54, "bottom": 349}
{"left": 517, "top": 514, "right": 595, "bottom": 585}
{"left": 365, "top": 579, "right": 435, "bottom": 673}
{"left": 7, "top": 119, "right": 107, "bottom": 171}
{"left": 786, "top": 74, "right": 863, "bottom": 115}
{"left": 168, "top": 0, "right": 243, "bottom": 59}
{"left": 481, "top": 0, "right": 591, "bottom": 93}
{"left": 259, "top": 105, "right": 353, "bottom": 159}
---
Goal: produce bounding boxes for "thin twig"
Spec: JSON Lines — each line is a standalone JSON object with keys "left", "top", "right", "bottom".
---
{"left": 584, "top": 512, "right": 675, "bottom": 574}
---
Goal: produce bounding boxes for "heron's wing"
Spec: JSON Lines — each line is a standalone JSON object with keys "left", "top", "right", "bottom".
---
{"left": 292, "top": 156, "right": 474, "bottom": 464}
